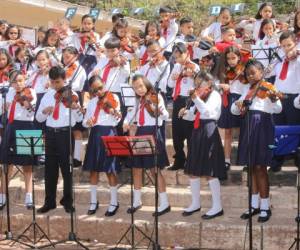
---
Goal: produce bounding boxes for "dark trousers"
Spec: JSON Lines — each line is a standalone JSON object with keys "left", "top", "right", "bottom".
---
{"left": 271, "top": 94, "right": 300, "bottom": 169}
{"left": 172, "top": 96, "right": 194, "bottom": 166}
{"left": 44, "top": 128, "right": 72, "bottom": 207}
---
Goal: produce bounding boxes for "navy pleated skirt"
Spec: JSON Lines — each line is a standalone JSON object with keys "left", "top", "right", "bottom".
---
{"left": 218, "top": 93, "right": 242, "bottom": 129}
{"left": 82, "top": 125, "right": 121, "bottom": 173}
{"left": 237, "top": 110, "right": 274, "bottom": 167}
{"left": 0, "top": 120, "right": 37, "bottom": 165}
{"left": 130, "top": 126, "right": 169, "bottom": 169}
{"left": 185, "top": 120, "right": 227, "bottom": 180}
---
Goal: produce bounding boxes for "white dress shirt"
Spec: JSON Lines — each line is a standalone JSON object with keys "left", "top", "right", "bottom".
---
{"left": 72, "top": 31, "right": 101, "bottom": 57}
{"left": 231, "top": 85, "right": 282, "bottom": 115}
{"left": 36, "top": 89, "right": 83, "bottom": 127}
{"left": 65, "top": 61, "right": 87, "bottom": 92}
{"left": 161, "top": 19, "right": 179, "bottom": 52}
{"left": 168, "top": 62, "right": 199, "bottom": 97}
{"left": 137, "top": 60, "right": 170, "bottom": 93}
{"left": 274, "top": 56, "right": 300, "bottom": 94}
{"left": 124, "top": 94, "right": 169, "bottom": 127}
{"left": 88, "top": 57, "right": 130, "bottom": 93}
{"left": 83, "top": 93, "right": 121, "bottom": 127}
{"left": 7, "top": 87, "right": 37, "bottom": 122}
{"left": 26, "top": 70, "right": 49, "bottom": 94}
{"left": 201, "top": 22, "right": 222, "bottom": 43}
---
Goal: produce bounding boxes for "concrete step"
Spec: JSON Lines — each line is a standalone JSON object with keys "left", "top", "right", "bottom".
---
{"left": 2, "top": 203, "right": 298, "bottom": 250}
{"left": 6, "top": 178, "right": 299, "bottom": 210}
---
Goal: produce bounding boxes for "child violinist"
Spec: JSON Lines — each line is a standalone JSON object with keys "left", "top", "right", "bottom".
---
{"left": 255, "top": 19, "right": 279, "bottom": 47}
{"left": 123, "top": 74, "right": 170, "bottom": 216}
{"left": 62, "top": 46, "right": 87, "bottom": 167}
{"left": 159, "top": 6, "right": 179, "bottom": 60}
{"left": 0, "top": 25, "right": 23, "bottom": 58}
{"left": 167, "top": 42, "right": 199, "bottom": 171}
{"left": 201, "top": 7, "right": 232, "bottom": 43}
{"left": 231, "top": 59, "right": 282, "bottom": 222}
{"left": 270, "top": 31, "right": 300, "bottom": 172}
{"left": 82, "top": 75, "right": 121, "bottom": 216}
{"left": 36, "top": 66, "right": 83, "bottom": 214}
{"left": 137, "top": 20, "right": 165, "bottom": 66}
{"left": 211, "top": 27, "right": 240, "bottom": 54}
{"left": 0, "top": 49, "right": 14, "bottom": 85}
{"left": 0, "top": 70, "right": 37, "bottom": 210}
{"left": 180, "top": 71, "right": 226, "bottom": 219}
{"left": 218, "top": 46, "right": 249, "bottom": 170}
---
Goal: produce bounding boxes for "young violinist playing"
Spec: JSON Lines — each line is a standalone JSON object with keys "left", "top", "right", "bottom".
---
{"left": 218, "top": 46, "right": 249, "bottom": 170}
{"left": 0, "top": 25, "right": 23, "bottom": 58}
{"left": 231, "top": 59, "right": 282, "bottom": 222}
{"left": 270, "top": 31, "right": 300, "bottom": 172}
{"left": 137, "top": 20, "right": 165, "bottom": 67}
{"left": 0, "top": 70, "right": 37, "bottom": 210}
{"left": 159, "top": 6, "right": 179, "bottom": 60}
{"left": 255, "top": 19, "right": 279, "bottom": 48}
{"left": 62, "top": 46, "right": 87, "bottom": 167}
{"left": 180, "top": 71, "right": 226, "bottom": 219}
{"left": 36, "top": 66, "right": 83, "bottom": 214}
{"left": 0, "top": 48, "right": 14, "bottom": 85}
{"left": 211, "top": 27, "right": 240, "bottom": 54}
{"left": 167, "top": 42, "right": 199, "bottom": 171}
{"left": 82, "top": 75, "right": 121, "bottom": 216}
{"left": 201, "top": 7, "right": 232, "bottom": 43}
{"left": 175, "top": 17, "right": 201, "bottom": 64}
{"left": 123, "top": 74, "right": 170, "bottom": 216}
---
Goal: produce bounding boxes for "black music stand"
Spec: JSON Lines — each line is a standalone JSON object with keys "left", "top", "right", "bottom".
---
{"left": 102, "top": 135, "right": 156, "bottom": 250}
{"left": 269, "top": 126, "right": 300, "bottom": 250}
{"left": 251, "top": 45, "right": 282, "bottom": 68}
{"left": 12, "top": 130, "right": 54, "bottom": 248}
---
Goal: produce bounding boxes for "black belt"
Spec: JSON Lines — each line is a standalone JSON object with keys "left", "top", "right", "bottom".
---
{"left": 46, "top": 126, "right": 69, "bottom": 133}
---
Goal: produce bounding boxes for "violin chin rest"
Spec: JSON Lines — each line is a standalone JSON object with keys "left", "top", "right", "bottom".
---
{"left": 199, "top": 41, "right": 213, "bottom": 50}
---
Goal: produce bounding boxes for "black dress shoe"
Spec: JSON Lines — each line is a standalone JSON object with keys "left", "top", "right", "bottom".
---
{"left": 127, "top": 205, "right": 142, "bottom": 214}
{"left": 201, "top": 210, "right": 224, "bottom": 220}
{"left": 0, "top": 203, "right": 6, "bottom": 211}
{"left": 167, "top": 164, "right": 184, "bottom": 171}
{"left": 73, "top": 159, "right": 82, "bottom": 168}
{"left": 268, "top": 166, "right": 281, "bottom": 173}
{"left": 152, "top": 206, "right": 171, "bottom": 217}
{"left": 240, "top": 207, "right": 260, "bottom": 220}
{"left": 37, "top": 204, "right": 56, "bottom": 214}
{"left": 182, "top": 207, "right": 201, "bottom": 217}
{"left": 258, "top": 209, "right": 272, "bottom": 223}
{"left": 105, "top": 203, "right": 119, "bottom": 217}
{"left": 26, "top": 203, "right": 34, "bottom": 210}
{"left": 64, "top": 205, "right": 75, "bottom": 213}
{"left": 87, "top": 201, "right": 99, "bottom": 215}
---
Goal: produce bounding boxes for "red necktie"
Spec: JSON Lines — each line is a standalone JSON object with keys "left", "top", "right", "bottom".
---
{"left": 80, "top": 36, "right": 87, "bottom": 53}
{"left": 279, "top": 59, "right": 289, "bottom": 80}
{"left": 194, "top": 111, "right": 200, "bottom": 129}
{"left": 102, "top": 62, "right": 112, "bottom": 84}
{"left": 52, "top": 98, "right": 60, "bottom": 120}
{"left": 8, "top": 99, "right": 17, "bottom": 124}
{"left": 93, "top": 102, "right": 101, "bottom": 123}
{"left": 163, "top": 28, "right": 168, "bottom": 39}
{"left": 222, "top": 90, "right": 229, "bottom": 108}
{"left": 139, "top": 98, "right": 145, "bottom": 126}
{"left": 31, "top": 71, "right": 41, "bottom": 89}
{"left": 8, "top": 45, "right": 15, "bottom": 57}
{"left": 187, "top": 45, "right": 194, "bottom": 59}
{"left": 173, "top": 75, "right": 183, "bottom": 100}
{"left": 141, "top": 51, "right": 149, "bottom": 66}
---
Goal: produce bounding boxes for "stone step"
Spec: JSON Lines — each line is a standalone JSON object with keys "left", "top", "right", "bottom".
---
{"left": 2, "top": 203, "right": 299, "bottom": 250}
{"left": 31, "top": 165, "right": 298, "bottom": 187}
{"left": 7, "top": 178, "right": 299, "bottom": 210}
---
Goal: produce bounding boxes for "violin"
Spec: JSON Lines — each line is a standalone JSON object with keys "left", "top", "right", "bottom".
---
{"left": 54, "top": 86, "right": 79, "bottom": 109}
{"left": 143, "top": 90, "right": 160, "bottom": 118}
{"left": 95, "top": 91, "right": 121, "bottom": 118}
{"left": 255, "top": 81, "right": 285, "bottom": 101}
{"left": 108, "top": 54, "right": 127, "bottom": 67}
{"left": 225, "top": 64, "right": 247, "bottom": 84}
{"left": 120, "top": 37, "right": 135, "bottom": 54}
{"left": 80, "top": 31, "right": 103, "bottom": 52}
{"left": 149, "top": 53, "right": 165, "bottom": 67}
{"left": 190, "top": 86, "right": 212, "bottom": 102}
{"left": 14, "top": 87, "right": 35, "bottom": 112}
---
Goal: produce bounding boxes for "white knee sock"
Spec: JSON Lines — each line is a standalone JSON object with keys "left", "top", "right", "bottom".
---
{"left": 89, "top": 185, "right": 97, "bottom": 210}
{"left": 260, "top": 198, "right": 270, "bottom": 217}
{"left": 25, "top": 192, "right": 32, "bottom": 205}
{"left": 206, "top": 178, "right": 222, "bottom": 216}
{"left": 133, "top": 189, "right": 142, "bottom": 208}
{"left": 158, "top": 192, "right": 169, "bottom": 212}
{"left": 108, "top": 185, "right": 118, "bottom": 212}
{"left": 184, "top": 178, "right": 201, "bottom": 212}
{"left": 0, "top": 193, "right": 6, "bottom": 204}
{"left": 252, "top": 193, "right": 259, "bottom": 209}
{"left": 74, "top": 140, "right": 82, "bottom": 161}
